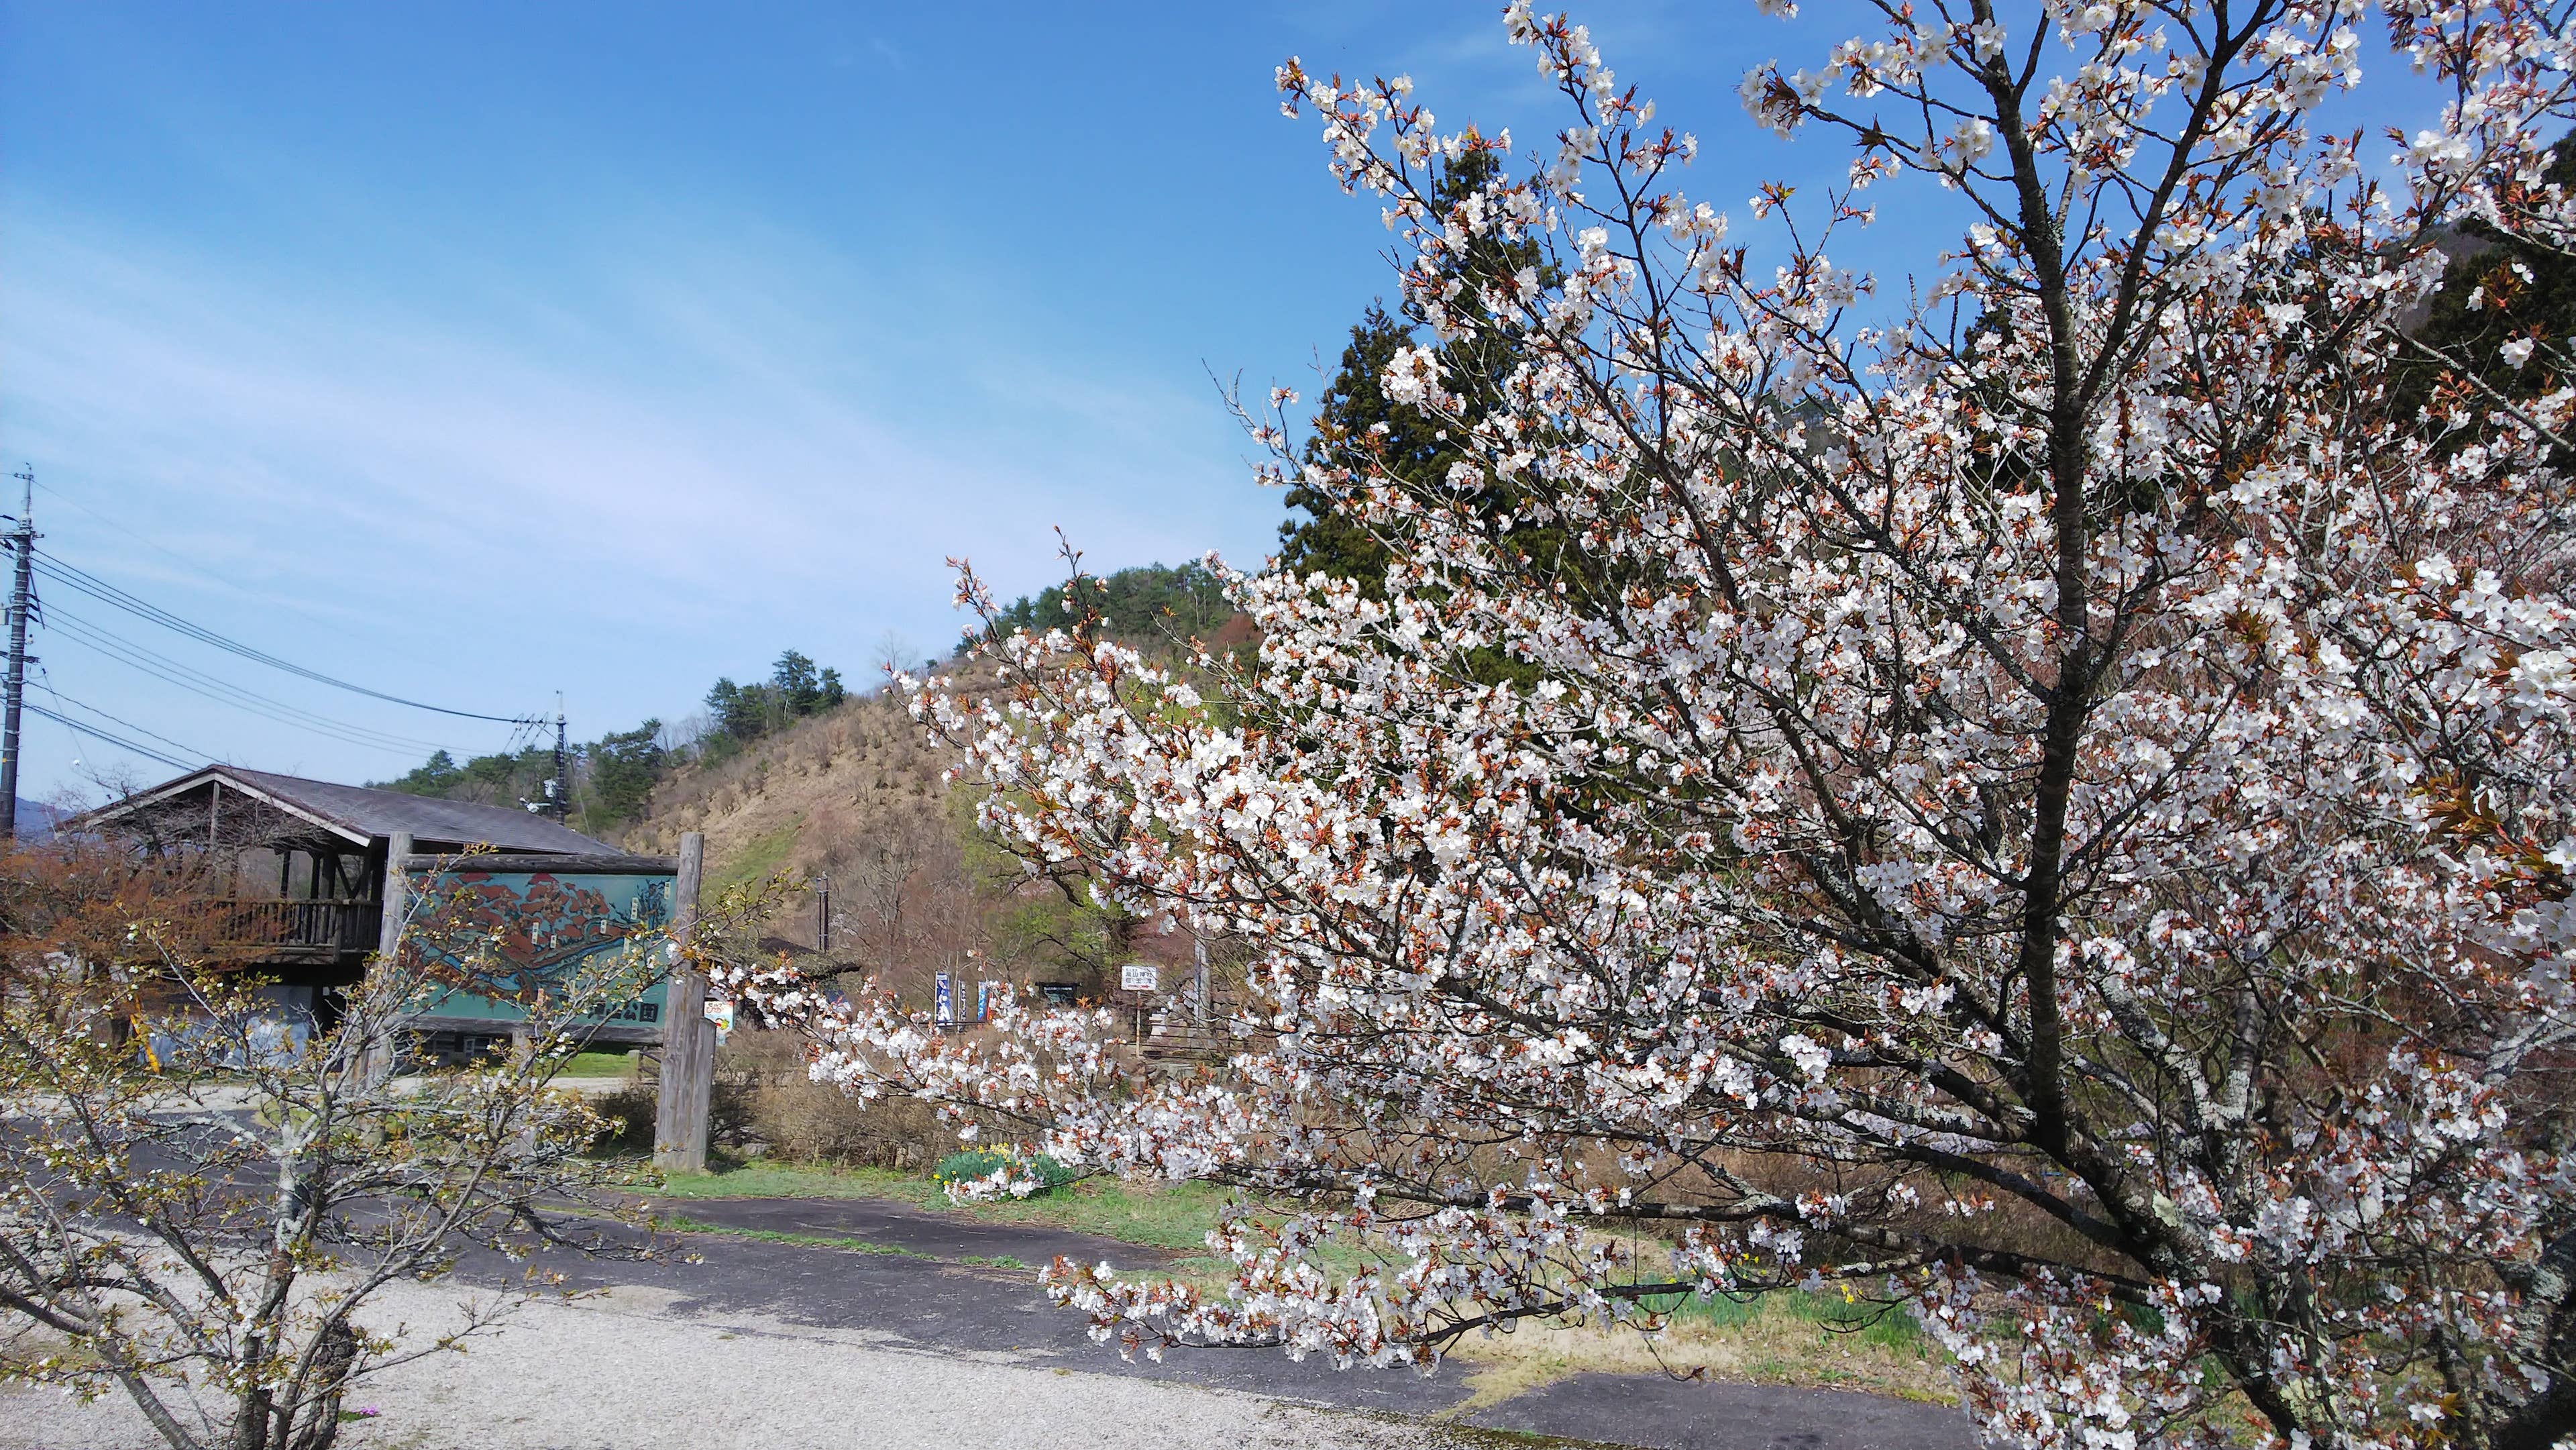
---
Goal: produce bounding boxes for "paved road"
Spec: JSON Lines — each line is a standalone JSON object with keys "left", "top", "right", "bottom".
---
{"left": 581, "top": 1193, "right": 1974, "bottom": 1450}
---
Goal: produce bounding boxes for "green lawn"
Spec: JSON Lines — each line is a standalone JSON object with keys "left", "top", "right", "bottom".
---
{"left": 1637, "top": 1286, "right": 1927, "bottom": 1353}
{"left": 653, "top": 1159, "right": 1230, "bottom": 1253}
{"left": 555, "top": 1051, "right": 641, "bottom": 1079}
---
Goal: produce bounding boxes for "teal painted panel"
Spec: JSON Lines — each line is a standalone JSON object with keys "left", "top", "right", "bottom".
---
{"left": 408, "top": 868, "right": 675, "bottom": 1030}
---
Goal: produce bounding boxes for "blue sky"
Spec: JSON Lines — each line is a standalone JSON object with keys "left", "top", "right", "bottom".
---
{"left": 0, "top": 3, "right": 2445, "bottom": 803}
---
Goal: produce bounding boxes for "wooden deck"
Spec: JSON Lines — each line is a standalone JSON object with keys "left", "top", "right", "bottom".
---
{"left": 182, "top": 899, "right": 383, "bottom": 962}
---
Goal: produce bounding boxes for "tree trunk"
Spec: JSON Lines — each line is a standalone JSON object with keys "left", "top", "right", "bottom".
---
{"left": 282, "top": 1316, "right": 358, "bottom": 1450}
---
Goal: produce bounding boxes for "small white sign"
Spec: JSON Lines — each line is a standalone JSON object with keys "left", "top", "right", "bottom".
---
{"left": 703, "top": 998, "right": 736, "bottom": 1034}
{"left": 1120, "top": 963, "right": 1160, "bottom": 992}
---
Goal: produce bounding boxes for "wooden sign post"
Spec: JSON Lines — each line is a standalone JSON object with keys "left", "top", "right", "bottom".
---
{"left": 354, "top": 830, "right": 415, "bottom": 1082}
{"left": 651, "top": 833, "right": 710, "bottom": 1174}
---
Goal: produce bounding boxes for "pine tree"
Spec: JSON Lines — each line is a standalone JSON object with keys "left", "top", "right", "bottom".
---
{"left": 1276, "top": 145, "right": 1553, "bottom": 597}
{"left": 581, "top": 721, "right": 665, "bottom": 831}
{"left": 2398, "top": 133, "right": 2576, "bottom": 431}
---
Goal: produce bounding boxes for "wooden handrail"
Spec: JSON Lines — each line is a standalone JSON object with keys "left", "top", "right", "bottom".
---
{"left": 176, "top": 899, "right": 385, "bottom": 952}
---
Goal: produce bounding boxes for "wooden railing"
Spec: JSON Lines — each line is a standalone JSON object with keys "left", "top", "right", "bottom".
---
{"left": 182, "top": 900, "right": 384, "bottom": 955}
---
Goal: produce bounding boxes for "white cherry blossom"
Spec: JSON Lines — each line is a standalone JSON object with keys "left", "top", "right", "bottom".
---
{"left": 725, "top": 6, "right": 2576, "bottom": 1447}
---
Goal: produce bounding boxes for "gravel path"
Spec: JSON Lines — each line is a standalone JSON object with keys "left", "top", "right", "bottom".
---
{"left": 0, "top": 1278, "right": 1455, "bottom": 1450}
{"left": 0, "top": 1196, "right": 1974, "bottom": 1450}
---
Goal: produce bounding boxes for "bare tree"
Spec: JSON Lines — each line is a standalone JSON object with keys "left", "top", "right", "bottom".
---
{"left": 870, "top": 631, "right": 922, "bottom": 693}
{"left": 0, "top": 841, "right": 676, "bottom": 1450}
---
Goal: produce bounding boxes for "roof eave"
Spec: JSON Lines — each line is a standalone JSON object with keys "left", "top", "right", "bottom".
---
{"left": 71, "top": 766, "right": 372, "bottom": 847}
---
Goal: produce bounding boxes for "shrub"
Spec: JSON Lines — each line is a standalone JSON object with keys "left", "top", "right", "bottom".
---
{"left": 591, "top": 1082, "right": 658, "bottom": 1155}
{"left": 751, "top": 1075, "right": 949, "bottom": 1168}
{"left": 932, "top": 1147, "right": 1075, "bottom": 1198}
{"left": 718, "top": 1031, "right": 951, "bottom": 1169}
{"left": 588, "top": 1070, "right": 754, "bottom": 1157}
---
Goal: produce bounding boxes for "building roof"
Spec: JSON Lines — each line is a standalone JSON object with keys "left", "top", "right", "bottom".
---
{"left": 78, "top": 764, "right": 618, "bottom": 854}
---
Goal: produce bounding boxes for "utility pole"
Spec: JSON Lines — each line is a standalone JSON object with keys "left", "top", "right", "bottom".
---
{"left": 0, "top": 469, "right": 36, "bottom": 841}
{"left": 550, "top": 695, "right": 570, "bottom": 823}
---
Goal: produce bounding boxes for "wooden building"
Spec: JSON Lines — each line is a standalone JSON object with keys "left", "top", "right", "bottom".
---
{"left": 74, "top": 765, "right": 623, "bottom": 1044}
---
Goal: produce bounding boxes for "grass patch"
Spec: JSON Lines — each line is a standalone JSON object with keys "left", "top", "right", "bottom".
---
{"left": 1636, "top": 1287, "right": 1926, "bottom": 1354}
{"left": 655, "top": 1213, "right": 927, "bottom": 1257}
{"left": 1444, "top": 1290, "right": 1949, "bottom": 1414}
{"left": 655, "top": 1161, "right": 922, "bottom": 1202}
{"left": 655, "top": 1158, "right": 1229, "bottom": 1255}
{"left": 706, "top": 817, "right": 803, "bottom": 896}
{"left": 554, "top": 1051, "right": 638, "bottom": 1079}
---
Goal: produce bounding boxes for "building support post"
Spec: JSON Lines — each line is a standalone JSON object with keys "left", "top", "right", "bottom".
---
{"left": 653, "top": 833, "right": 710, "bottom": 1175}
{"left": 359, "top": 831, "right": 414, "bottom": 1082}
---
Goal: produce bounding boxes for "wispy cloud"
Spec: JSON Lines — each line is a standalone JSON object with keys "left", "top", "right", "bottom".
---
{"left": 0, "top": 201, "right": 1269, "bottom": 792}
{"left": 0, "top": 0, "right": 1839, "bottom": 797}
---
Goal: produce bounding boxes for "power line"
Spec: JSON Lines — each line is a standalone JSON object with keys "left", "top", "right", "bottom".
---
{"left": 37, "top": 668, "right": 215, "bottom": 764}
{"left": 47, "top": 620, "right": 448, "bottom": 758}
{"left": 44, "top": 605, "right": 455, "bottom": 757}
{"left": 32, "top": 549, "right": 536, "bottom": 725}
{"left": 23, "top": 481, "right": 468, "bottom": 757}
{"left": 23, "top": 702, "right": 193, "bottom": 773}
{"left": 46, "top": 603, "right": 451, "bottom": 752}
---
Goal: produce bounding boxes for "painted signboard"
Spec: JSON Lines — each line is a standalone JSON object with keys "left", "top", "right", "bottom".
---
{"left": 934, "top": 971, "right": 955, "bottom": 1025}
{"left": 1120, "top": 962, "right": 1160, "bottom": 992}
{"left": 407, "top": 866, "right": 675, "bottom": 1034}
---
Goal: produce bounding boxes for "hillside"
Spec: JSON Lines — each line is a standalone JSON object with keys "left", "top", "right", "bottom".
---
{"left": 623, "top": 684, "right": 941, "bottom": 896}
{"left": 627, "top": 672, "right": 1237, "bottom": 1011}
{"left": 337, "top": 563, "right": 1248, "bottom": 1006}
{"left": 618, "top": 567, "right": 1248, "bottom": 1007}
{"left": 619, "top": 683, "right": 983, "bottom": 995}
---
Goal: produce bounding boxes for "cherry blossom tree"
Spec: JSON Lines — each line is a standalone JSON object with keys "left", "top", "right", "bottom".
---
{"left": 722, "top": 3, "right": 2576, "bottom": 1445}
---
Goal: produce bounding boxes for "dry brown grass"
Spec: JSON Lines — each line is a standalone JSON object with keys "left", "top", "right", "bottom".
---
{"left": 624, "top": 688, "right": 954, "bottom": 892}
{"left": 1440, "top": 1297, "right": 1955, "bottom": 1415}
{"left": 714, "top": 1031, "right": 953, "bottom": 1170}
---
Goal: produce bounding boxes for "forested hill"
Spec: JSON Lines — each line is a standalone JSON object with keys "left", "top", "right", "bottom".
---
{"left": 610, "top": 561, "right": 1242, "bottom": 1002}
{"left": 368, "top": 648, "right": 858, "bottom": 841}
{"left": 367, "top": 563, "right": 1240, "bottom": 852}
{"left": 986, "top": 561, "right": 1236, "bottom": 643}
